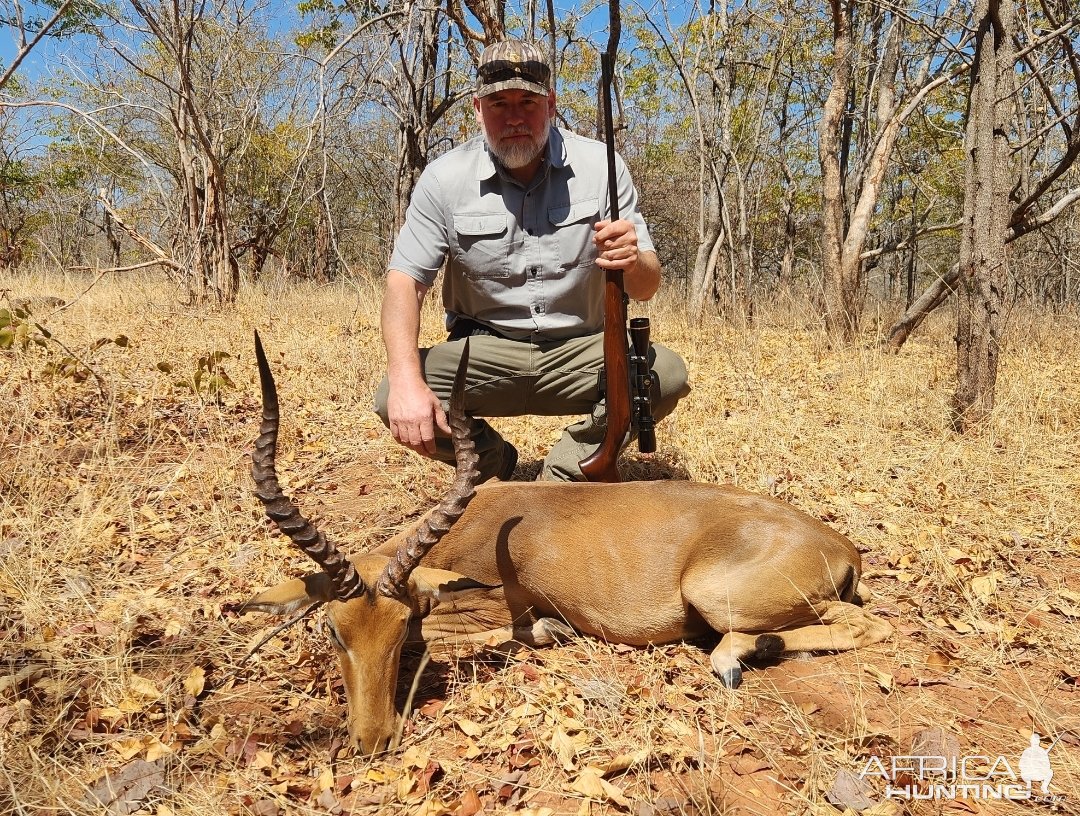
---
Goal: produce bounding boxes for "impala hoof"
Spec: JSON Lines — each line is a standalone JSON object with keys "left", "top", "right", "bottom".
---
{"left": 537, "top": 617, "right": 574, "bottom": 643}
{"left": 719, "top": 666, "right": 743, "bottom": 689}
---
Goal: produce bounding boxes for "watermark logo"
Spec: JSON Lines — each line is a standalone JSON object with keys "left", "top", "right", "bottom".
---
{"left": 858, "top": 731, "right": 1066, "bottom": 804}
{"left": 1019, "top": 732, "right": 1053, "bottom": 793}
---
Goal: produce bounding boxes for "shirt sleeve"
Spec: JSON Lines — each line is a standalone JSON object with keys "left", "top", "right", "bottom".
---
{"left": 387, "top": 168, "right": 449, "bottom": 287}
{"left": 615, "top": 153, "right": 655, "bottom": 254}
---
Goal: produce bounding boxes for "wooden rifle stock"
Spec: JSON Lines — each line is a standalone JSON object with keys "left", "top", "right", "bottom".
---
{"left": 578, "top": 265, "right": 630, "bottom": 482}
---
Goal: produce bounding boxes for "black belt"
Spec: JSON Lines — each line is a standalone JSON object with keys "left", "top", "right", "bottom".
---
{"left": 448, "top": 318, "right": 512, "bottom": 341}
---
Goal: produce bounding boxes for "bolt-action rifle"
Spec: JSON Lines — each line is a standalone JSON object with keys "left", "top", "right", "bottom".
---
{"left": 578, "top": 0, "right": 656, "bottom": 483}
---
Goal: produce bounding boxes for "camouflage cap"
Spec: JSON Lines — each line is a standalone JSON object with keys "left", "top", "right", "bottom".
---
{"left": 476, "top": 40, "right": 551, "bottom": 97}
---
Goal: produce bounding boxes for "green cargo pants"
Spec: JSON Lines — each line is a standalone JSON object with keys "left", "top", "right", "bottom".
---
{"left": 373, "top": 331, "right": 690, "bottom": 482}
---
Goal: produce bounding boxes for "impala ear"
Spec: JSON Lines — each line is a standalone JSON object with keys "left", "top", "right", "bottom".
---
{"left": 411, "top": 567, "right": 500, "bottom": 604}
{"left": 238, "top": 573, "right": 335, "bottom": 616}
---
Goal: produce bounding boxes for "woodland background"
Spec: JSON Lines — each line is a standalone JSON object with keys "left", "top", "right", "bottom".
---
{"left": 1, "top": 0, "right": 1078, "bottom": 408}
{"left": 2, "top": 0, "right": 1080, "bottom": 815}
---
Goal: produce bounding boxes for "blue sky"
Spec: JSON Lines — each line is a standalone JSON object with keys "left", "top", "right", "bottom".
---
{"left": 1, "top": 0, "right": 630, "bottom": 82}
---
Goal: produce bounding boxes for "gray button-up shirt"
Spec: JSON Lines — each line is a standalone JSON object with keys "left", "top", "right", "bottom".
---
{"left": 388, "top": 127, "right": 654, "bottom": 341}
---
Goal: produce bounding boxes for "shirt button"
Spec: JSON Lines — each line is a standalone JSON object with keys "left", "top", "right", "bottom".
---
{"left": 532, "top": 305, "right": 541, "bottom": 314}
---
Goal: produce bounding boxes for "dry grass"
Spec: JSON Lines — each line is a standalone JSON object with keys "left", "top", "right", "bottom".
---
{"left": 1, "top": 268, "right": 1078, "bottom": 816}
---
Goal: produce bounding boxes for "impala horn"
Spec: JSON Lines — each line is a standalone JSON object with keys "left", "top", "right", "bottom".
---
{"left": 251, "top": 331, "right": 365, "bottom": 602}
{"left": 376, "top": 339, "right": 481, "bottom": 599}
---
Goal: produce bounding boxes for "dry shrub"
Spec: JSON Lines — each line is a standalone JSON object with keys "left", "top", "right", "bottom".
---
{"left": 1, "top": 269, "right": 1077, "bottom": 815}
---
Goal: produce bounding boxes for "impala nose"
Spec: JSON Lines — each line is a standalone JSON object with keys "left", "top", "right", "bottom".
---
{"left": 352, "top": 713, "right": 400, "bottom": 757}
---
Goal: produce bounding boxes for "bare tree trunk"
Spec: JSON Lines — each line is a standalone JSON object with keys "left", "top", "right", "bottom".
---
{"left": 138, "top": 0, "right": 238, "bottom": 304}
{"left": 819, "top": 1, "right": 965, "bottom": 340}
{"left": 885, "top": 264, "right": 959, "bottom": 349}
{"left": 819, "top": 0, "right": 856, "bottom": 338}
{"left": 204, "top": 162, "right": 238, "bottom": 300}
{"left": 313, "top": 201, "right": 335, "bottom": 282}
{"left": 777, "top": 76, "right": 796, "bottom": 289}
{"left": 952, "top": 0, "right": 1014, "bottom": 431}
{"left": 690, "top": 210, "right": 724, "bottom": 314}
{"left": 104, "top": 199, "right": 122, "bottom": 268}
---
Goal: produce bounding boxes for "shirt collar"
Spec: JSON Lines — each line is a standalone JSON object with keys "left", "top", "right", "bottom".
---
{"left": 474, "top": 126, "right": 569, "bottom": 180}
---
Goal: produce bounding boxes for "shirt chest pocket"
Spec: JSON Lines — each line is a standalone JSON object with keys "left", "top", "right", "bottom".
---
{"left": 548, "top": 199, "right": 600, "bottom": 271}
{"left": 453, "top": 213, "right": 510, "bottom": 279}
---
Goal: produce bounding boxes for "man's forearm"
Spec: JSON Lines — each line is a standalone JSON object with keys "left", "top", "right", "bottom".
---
{"left": 382, "top": 270, "right": 428, "bottom": 385}
{"left": 625, "top": 250, "right": 661, "bottom": 301}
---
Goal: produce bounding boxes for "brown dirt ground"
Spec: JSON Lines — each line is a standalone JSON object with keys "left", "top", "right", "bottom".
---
{"left": 1, "top": 274, "right": 1078, "bottom": 816}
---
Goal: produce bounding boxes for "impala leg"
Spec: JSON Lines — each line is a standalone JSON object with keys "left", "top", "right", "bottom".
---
{"left": 770, "top": 601, "right": 893, "bottom": 653}
{"left": 710, "top": 633, "right": 785, "bottom": 689}
{"left": 709, "top": 602, "right": 892, "bottom": 688}
{"left": 435, "top": 617, "right": 573, "bottom": 648}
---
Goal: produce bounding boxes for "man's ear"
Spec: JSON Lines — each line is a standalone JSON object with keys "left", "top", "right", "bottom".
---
{"left": 411, "top": 567, "right": 500, "bottom": 604}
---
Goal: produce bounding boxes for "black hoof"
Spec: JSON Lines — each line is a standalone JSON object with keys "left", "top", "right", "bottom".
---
{"left": 719, "top": 666, "right": 743, "bottom": 689}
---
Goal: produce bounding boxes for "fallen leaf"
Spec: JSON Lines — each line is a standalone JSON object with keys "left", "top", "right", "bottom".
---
{"left": 418, "top": 699, "right": 445, "bottom": 718}
{"left": 947, "top": 618, "right": 974, "bottom": 634}
{"left": 84, "top": 759, "right": 166, "bottom": 815}
{"left": 970, "top": 573, "right": 998, "bottom": 601}
{"left": 111, "top": 739, "right": 146, "bottom": 762}
{"left": 910, "top": 727, "right": 960, "bottom": 775}
{"left": 455, "top": 718, "right": 484, "bottom": 737}
{"left": 661, "top": 718, "right": 693, "bottom": 738}
{"left": 401, "top": 746, "right": 430, "bottom": 770}
{"left": 144, "top": 738, "right": 172, "bottom": 763}
{"left": 569, "top": 767, "right": 631, "bottom": 809}
{"left": 496, "top": 770, "right": 527, "bottom": 801}
{"left": 509, "top": 701, "right": 540, "bottom": 719}
{"left": 864, "top": 665, "right": 894, "bottom": 692}
{"left": 925, "top": 651, "right": 953, "bottom": 672}
{"left": 454, "top": 787, "right": 483, "bottom": 816}
{"left": 549, "top": 726, "right": 578, "bottom": 771}
{"left": 597, "top": 748, "right": 649, "bottom": 777}
{"left": 315, "top": 767, "right": 334, "bottom": 793}
{"left": 508, "top": 739, "right": 540, "bottom": 770}
{"left": 183, "top": 666, "right": 205, "bottom": 698}
{"left": 250, "top": 750, "right": 274, "bottom": 770}
{"left": 862, "top": 802, "right": 904, "bottom": 816}
{"left": 414, "top": 797, "right": 453, "bottom": 816}
{"left": 315, "top": 788, "right": 338, "bottom": 810}
{"left": 417, "top": 760, "right": 444, "bottom": 797}
{"left": 128, "top": 674, "right": 161, "bottom": 700}
{"left": 826, "top": 768, "right": 876, "bottom": 812}
{"left": 729, "top": 754, "right": 771, "bottom": 776}
{"left": 397, "top": 771, "right": 419, "bottom": 801}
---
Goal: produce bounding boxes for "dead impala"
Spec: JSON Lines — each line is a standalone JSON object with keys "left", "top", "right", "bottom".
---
{"left": 241, "top": 333, "right": 892, "bottom": 754}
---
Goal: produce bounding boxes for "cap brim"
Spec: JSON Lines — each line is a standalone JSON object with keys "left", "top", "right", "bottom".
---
{"left": 476, "top": 78, "right": 549, "bottom": 97}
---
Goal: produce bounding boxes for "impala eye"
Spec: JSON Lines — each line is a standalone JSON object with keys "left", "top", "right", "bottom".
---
{"left": 325, "top": 619, "right": 346, "bottom": 651}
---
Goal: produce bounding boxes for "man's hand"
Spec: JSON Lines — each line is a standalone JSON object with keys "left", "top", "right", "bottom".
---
{"left": 381, "top": 269, "right": 448, "bottom": 456}
{"left": 386, "top": 376, "right": 451, "bottom": 456}
{"left": 594, "top": 218, "right": 640, "bottom": 271}
{"left": 593, "top": 219, "right": 661, "bottom": 301}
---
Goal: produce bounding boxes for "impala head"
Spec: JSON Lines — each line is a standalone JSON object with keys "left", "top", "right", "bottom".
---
{"left": 243, "top": 333, "right": 480, "bottom": 754}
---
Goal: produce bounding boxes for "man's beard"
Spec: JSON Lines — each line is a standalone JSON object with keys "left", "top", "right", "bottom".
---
{"left": 483, "top": 120, "right": 550, "bottom": 170}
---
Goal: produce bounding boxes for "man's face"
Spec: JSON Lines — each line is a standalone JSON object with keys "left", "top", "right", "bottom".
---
{"left": 474, "top": 88, "right": 555, "bottom": 170}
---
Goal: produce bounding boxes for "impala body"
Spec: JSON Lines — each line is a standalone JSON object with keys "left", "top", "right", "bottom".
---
{"left": 243, "top": 335, "right": 891, "bottom": 754}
